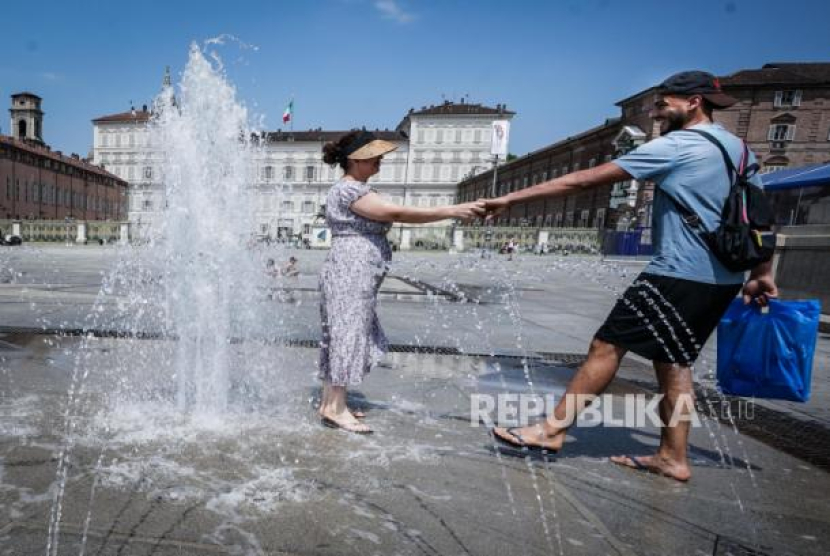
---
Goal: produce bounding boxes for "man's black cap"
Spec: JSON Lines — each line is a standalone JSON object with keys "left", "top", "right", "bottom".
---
{"left": 658, "top": 70, "right": 737, "bottom": 108}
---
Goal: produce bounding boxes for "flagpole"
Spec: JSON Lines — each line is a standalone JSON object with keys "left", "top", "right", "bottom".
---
{"left": 290, "top": 95, "right": 294, "bottom": 132}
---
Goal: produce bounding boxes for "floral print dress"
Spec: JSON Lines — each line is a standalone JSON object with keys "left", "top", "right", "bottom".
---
{"left": 318, "top": 179, "right": 392, "bottom": 385}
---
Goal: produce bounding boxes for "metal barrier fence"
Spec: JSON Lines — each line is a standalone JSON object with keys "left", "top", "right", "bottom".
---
{"left": 600, "top": 229, "right": 654, "bottom": 257}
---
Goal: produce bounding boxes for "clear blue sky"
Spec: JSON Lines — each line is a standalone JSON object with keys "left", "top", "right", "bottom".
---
{"left": 2, "top": 0, "right": 828, "bottom": 157}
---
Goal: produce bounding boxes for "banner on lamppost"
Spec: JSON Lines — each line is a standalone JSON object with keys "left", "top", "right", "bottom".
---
{"left": 490, "top": 120, "right": 510, "bottom": 157}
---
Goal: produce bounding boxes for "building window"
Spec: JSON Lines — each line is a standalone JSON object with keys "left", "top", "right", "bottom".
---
{"left": 281, "top": 200, "right": 294, "bottom": 212}
{"left": 761, "top": 163, "right": 788, "bottom": 174}
{"left": 143, "top": 166, "right": 153, "bottom": 180}
{"left": 305, "top": 165, "right": 315, "bottom": 181}
{"left": 283, "top": 166, "right": 294, "bottom": 181}
{"left": 565, "top": 211, "right": 574, "bottom": 227}
{"left": 142, "top": 198, "right": 153, "bottom": 210}
{"left": 454, "top": 129, "right": 462, "bottom": 143}
{"left": 768, "top": 124, "right": 796, "bottom": 142}
{"left": 580, "top": 210, "right": 590, "bottom": 228}
{"left": 262, "top": 165, "right": 274, "bottom": 181}
{"left": 474, "top": 130, "right": 481, "bottom": 144}
{"left": 436, "top": 129, "right": 444, "bottom": 143}
{"left": 302, "top": 200, "right": 315, "bottom": 213}
{"left": 774, "top": 90, "right": 802, "bottom": 108}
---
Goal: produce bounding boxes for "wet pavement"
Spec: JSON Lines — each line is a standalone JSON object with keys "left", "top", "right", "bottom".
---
{"left": 1, "top": 245, "right": 829, "bottom": 555}
{"left": 1, "top": 333, "right": 829, "bottom": 556}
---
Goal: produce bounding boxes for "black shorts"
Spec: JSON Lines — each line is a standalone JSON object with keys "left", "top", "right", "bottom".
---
{"left": 595, "top": 272, "right": 742, "bottom": 366}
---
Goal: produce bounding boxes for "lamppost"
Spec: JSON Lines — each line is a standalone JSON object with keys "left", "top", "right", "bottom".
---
{"left": 398, "top": 136, "right": 411, "bottom": 247}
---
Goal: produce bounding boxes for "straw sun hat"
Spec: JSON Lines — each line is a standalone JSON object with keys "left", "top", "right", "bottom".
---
{"left": 343, "top": 130, "right": 398, "bottom": 160}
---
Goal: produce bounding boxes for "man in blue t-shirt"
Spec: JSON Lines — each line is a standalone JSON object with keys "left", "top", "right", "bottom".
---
{"left": 486, "top": 71, "right": 778, "bottom": 482}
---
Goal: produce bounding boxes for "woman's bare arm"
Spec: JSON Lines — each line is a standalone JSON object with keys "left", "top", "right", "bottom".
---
{"left": 351, "top": 192, "right": 485, "bottom": 224}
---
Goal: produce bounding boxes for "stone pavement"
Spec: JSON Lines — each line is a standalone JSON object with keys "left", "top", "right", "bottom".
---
{"left": 1, "top": 334, "right": 829, "bottom": 556}
{"left": 5, "top": 245, "right": 825, "bottom": 427}
{"left": 0, "top": 244, "right": 829, "bottom": 554}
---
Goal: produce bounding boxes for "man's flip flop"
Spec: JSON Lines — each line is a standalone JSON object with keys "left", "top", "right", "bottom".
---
{"left": 321, "top": 416, "right": 373, "bottom": 435}
{"left": 617, "top": 455, "right": 649, "bottom": 471}
{"left": 611, "top": 455, "right": 690, "bottom": 483}
{"left": 491, "top": 427, "right": 558, "bottom": 455}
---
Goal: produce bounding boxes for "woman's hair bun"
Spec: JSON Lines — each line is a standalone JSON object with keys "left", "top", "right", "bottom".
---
{"left": 322, "top": 141, "right": 342, "bottom": 165}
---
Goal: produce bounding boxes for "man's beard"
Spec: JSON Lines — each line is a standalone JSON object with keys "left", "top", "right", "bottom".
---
{"left": 659, "top": 110, "right": 690, "bottom": 135}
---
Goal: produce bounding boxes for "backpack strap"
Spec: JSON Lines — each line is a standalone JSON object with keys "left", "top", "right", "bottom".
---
{"left": 683, "top": 128, "right": 739, "bottom": 184}
{"left": 662, "top": 128, "right": 749, "bottom": 229}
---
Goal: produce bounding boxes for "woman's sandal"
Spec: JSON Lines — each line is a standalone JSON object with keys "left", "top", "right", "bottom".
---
{"left": 321, "top": 415, "right": 373, "bottom": 435}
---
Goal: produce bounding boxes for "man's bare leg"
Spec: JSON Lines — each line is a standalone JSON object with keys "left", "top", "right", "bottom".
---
{"left": 611, "top": 361, "right": 693, "bottom": 482}
{"left": 493, "top": 338, "right": 626, "bottom": 450}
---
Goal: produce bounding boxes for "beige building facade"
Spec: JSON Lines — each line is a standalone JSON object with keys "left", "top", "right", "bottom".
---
{"left": 92, "top": 95, "right": 513, "bottom": 247}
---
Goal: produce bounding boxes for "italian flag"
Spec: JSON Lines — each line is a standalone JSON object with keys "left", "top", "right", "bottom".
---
{"left": 282, "top": 99, "right": 293, "bottom": 124}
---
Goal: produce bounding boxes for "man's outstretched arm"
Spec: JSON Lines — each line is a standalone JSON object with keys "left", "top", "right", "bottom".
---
{"left": 482, "top": 162, "right": 633, "bottom": 216}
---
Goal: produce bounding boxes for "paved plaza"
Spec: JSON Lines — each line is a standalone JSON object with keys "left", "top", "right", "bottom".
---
{"left": 1, "top": 245, "right": 829, "bottom": 555}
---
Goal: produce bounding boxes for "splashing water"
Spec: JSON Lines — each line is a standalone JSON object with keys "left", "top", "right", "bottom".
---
{"left": 45, "top": 43, "right": 288, "bottom": 556}
{"left": 151, "top": 44, "right": 262, "bottom": 412}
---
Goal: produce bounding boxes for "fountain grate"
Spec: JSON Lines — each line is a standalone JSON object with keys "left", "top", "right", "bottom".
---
{"left": 712, "top": 535, "right": 772, "bottom": 555}
{"left": 0, "top": 325, "right": 583, "bottom": 362}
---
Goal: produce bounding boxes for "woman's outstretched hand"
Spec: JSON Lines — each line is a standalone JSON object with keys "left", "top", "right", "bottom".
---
{"left": 450, "top": 200, "right": 488, "bottom": 223}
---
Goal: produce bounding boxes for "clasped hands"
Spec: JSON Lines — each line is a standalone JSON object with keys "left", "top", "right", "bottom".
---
{"left": 452, "top": 196, "right": 511, "bottom": 223}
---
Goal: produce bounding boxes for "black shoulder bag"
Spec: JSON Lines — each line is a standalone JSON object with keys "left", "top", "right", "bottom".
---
{"left": 666, "top": 129, "right": 776, "bottom": 272}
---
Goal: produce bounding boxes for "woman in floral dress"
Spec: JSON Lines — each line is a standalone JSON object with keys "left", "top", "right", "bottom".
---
{"left": 318, "top": 130, "right": 485, "bottom": 433}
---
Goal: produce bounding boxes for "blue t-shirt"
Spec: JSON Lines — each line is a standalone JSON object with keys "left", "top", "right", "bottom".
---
{"left": 613, "top": 123, "right": 760, "bottom": 285}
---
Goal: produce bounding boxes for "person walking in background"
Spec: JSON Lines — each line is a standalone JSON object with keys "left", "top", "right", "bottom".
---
{"left": 485, "top": 71, "right": 778, "bottom": 481}
{"left": 282, "top": 256, "right": 299, "bottom": 277}
{"left": 318, "top": 130, "right": 486, "bottom": 434}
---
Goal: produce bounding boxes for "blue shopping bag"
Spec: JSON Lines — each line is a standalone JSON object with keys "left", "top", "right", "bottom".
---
{"left": 717, "top": 298, "right": 821, "bottom": 402}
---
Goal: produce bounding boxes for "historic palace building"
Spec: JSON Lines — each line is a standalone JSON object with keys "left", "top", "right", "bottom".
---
{"left": 91, "top": 71, "right": 513, "bottom": 247}
{"left": 1, "top": 93, "right": 127, "bottom": 221}
{"left": 457, "top": 62, "right": 830, "bottom": 231}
